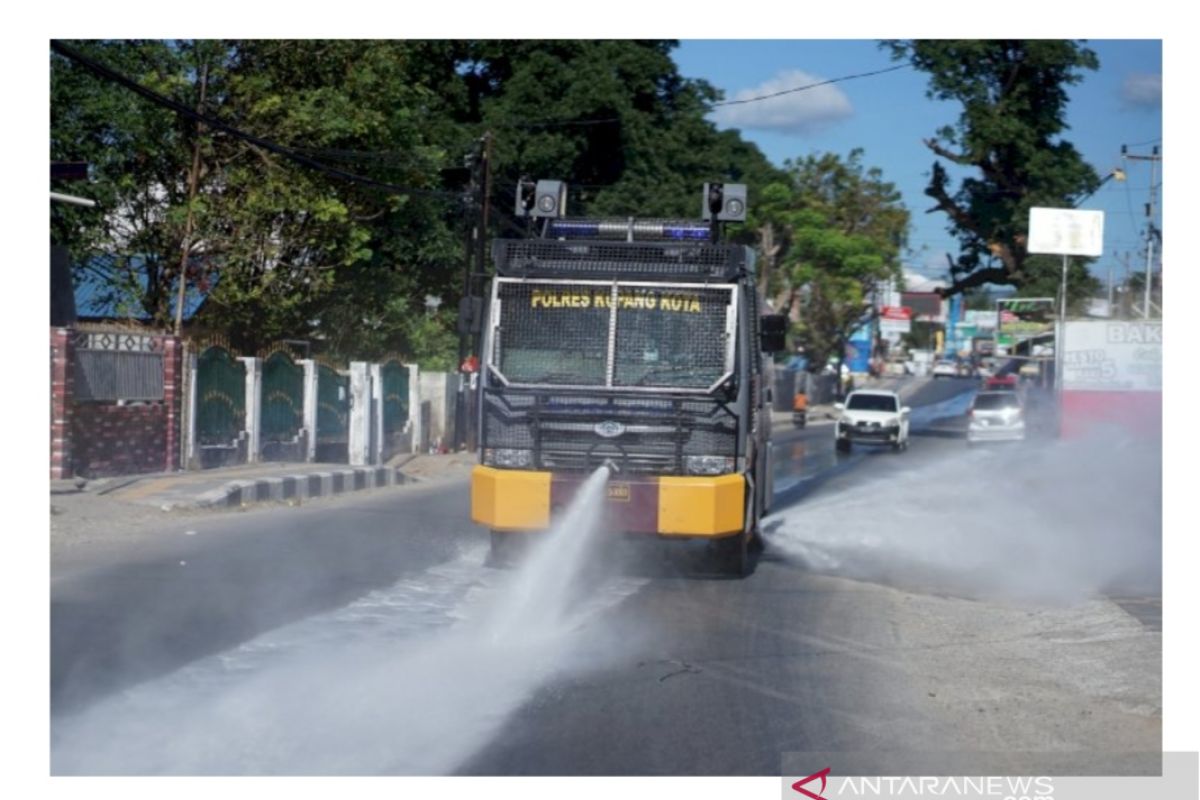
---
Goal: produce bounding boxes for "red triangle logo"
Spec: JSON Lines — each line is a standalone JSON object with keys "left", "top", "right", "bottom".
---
{"left": 791, "top": 767, "right": 832, "bottom": 800}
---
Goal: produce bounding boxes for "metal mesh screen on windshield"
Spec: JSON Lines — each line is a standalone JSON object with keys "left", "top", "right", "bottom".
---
{"left": 613, "top": 286, "right": 731, "bottom": 389}
{"left": 493, "top": 281, "right": 733, "bottom": 390}
{"left": 492, "top": 239, "right": 748, "bottom": 282}
{"left": 495, "top": 282, "right": 610, "bottom": 386}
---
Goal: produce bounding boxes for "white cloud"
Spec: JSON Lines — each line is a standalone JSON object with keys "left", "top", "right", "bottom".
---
{"left": 1120, "top": 73, "right": 1162, "bottom": 110}
{"left": 711, "top": 69, "right": 853, "bottom": 134}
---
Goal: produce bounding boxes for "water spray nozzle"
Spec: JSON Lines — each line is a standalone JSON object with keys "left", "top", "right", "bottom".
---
{"left": 601, "top": 458, "right": 621, "bottom": 474}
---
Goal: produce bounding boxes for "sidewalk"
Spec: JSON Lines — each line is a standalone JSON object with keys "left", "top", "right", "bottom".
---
{"left": 50, "top": 452, "right": 478, "bottom": 571}
{"left": 52, "top": 451, "right": 477, "bottom": 514}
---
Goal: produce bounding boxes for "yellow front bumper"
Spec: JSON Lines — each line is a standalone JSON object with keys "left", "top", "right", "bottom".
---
{"left": 470, "top": 465, "right": 745, "bottom": 537}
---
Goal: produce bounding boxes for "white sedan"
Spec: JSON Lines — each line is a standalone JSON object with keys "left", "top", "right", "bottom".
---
{"left": 834, "top": 390, "right": 911, "bottom": 453}
{"left": 931, "top": 359, "right": 960, "bottom": 378}
{"left": 967, "top": 391, "right": 1026, "bottom": 444}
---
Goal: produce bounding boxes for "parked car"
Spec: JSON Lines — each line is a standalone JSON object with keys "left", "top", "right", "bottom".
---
{"left": 835, "top": 390, "right": 910, "bottom": 453}
{"left": 984, "top": 374, "right": 1018, "bottom": 392}
{"left": 967, "top": 391, "right": 1026, "bottom": 444}
{"left": 932, "top": 358, "right": 961, "bottom": 378}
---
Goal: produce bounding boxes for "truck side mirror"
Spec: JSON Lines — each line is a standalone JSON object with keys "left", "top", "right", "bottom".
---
{"left": 760, "top": 314, "right": 787, "bottom": 353}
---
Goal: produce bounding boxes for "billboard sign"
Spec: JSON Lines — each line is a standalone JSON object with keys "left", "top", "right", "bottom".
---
{"left": 901, "top": 291, "right": 942, "bottom": 321}
{"left": 1061, "top": 320, "right": 1162, "bottom": 392}
{"left": 996, "top": 297, "right": 1055, "bottom": 348}
{"left": 1027, "top": 207, "right": 1105, "bottom": 257}
{"left": 963, "top": 309, "right": 997, "bottom": 331}
{"left": 879, "top": 305, "right": 911, "bottom": 335}
{"left": 845, "top": 321, "right": 873, "bottom": 372}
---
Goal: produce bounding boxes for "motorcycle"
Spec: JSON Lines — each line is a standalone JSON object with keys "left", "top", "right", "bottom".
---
{"left": 792, "top": 393, "right": 808, "bottom": 428}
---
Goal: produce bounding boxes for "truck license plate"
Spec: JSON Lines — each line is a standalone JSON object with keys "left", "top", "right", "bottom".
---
{"left": 607, "top": 483, "right": 630, "bottom": 502}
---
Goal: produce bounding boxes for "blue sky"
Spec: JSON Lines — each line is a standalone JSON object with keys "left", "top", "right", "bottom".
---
{"left": 672, "top": 40, "right": 1163, "bottom": 288}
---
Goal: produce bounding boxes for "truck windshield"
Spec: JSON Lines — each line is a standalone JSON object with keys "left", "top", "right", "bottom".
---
{"left": 493, "top": 282, "right": 733, "bottom": 390}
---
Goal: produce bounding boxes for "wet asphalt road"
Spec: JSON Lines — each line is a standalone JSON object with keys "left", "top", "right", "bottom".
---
{"left": 51, "top": 376, "right": 1161, "bottom": 775}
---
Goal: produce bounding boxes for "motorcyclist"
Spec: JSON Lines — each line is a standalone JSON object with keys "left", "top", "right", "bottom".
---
{"left": 792, "top": 391, "right": 808, "bottom": 428}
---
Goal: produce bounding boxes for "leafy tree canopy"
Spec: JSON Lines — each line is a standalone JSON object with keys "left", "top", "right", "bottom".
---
{"left": 883, "top": 39, "right": 1101, "bottom": 303}
{"left": 750, "top": 150, "right": 908, "bottom": 370}
{"left": 51, "top": 39, "right": 783, "bottom": 365}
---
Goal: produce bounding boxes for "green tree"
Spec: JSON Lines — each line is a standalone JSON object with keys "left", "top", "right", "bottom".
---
{"left": 459, "top": 40, "right": 783, "bottom": 222}
{"left": 883, "top": 40, "right": 1101, "bottom": 301}
{"left": 52, "top": 40, "right": 217, "bottom": 329}
{"left": 207, "top": 40, "right": 464, "bottom": 359}
{"left": 750, "top": 150, "right": 908, "bottom": 371}
{"left": 51, "top": 40, "right": 781, "bottom": 366}
{"left": 51, "top": 40, "right": 465, "bottom": 363}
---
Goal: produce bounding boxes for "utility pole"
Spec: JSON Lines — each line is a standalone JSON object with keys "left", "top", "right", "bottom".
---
{"left": 466, "top": 132, "right": 492, "bottom": 453}
{"left": 1122, "top": 145, "right": 1162, "bottom": 319}
{"left": 453, "top": 144, "right": 480, "bottom": 451}
{"left": 1115, "top": 251, "right": 1135, "bottom": 319}
{"left": 453, "top": 134, "right": 491, "bottom": 452}
{"left": 758, "top": 224, "right": 778, "bottom": 311}
{"left": 174, "top": 60, "right": 209, "bottom": 337}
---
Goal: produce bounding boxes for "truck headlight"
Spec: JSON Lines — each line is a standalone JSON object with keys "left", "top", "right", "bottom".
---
{"left": 684, "top": 455, "right": 735, "bottom": 475}
{"left": 482, "top": 448, "right": 533, "bottom": 468}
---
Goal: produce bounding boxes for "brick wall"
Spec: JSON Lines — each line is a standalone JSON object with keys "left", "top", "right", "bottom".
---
{"left": 162, "top": 337, "right": 181, "bottom": 472}
{"left": 51, "top": 328, "right": 183, "bottom": 479}
{"left": 50, "top": 328, "right": 73, "bottom": 480}
{"left": 71, "top": 402, "right": 170, "bottom": 477}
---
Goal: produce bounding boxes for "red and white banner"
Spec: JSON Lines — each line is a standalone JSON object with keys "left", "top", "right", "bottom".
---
{"left": 879, "top": 305, "right": 912, "bottom": 334}
{"left": 1060, "top": 320, "right": 1162, "bottom": 439}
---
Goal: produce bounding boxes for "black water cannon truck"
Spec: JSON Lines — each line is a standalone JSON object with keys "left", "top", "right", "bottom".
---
{"left": 469, "top": 180, "right": 787, "bottom": 575}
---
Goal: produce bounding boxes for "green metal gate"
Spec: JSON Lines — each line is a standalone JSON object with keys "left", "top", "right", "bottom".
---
{"left": 196, "top": 346, "right": 245, "bottom": 446}
{"left": 316, "top": 364, "right": 349, "bottom": 444}
{"left": 261, "top": 350, "right": 304, "bottom": 442}
{"left": 381, "top": 360, "right": 409, "bottom": 435}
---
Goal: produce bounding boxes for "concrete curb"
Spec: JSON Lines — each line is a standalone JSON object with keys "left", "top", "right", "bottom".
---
{"left": 173, "top": 465, "right": 414, "bottom": 511}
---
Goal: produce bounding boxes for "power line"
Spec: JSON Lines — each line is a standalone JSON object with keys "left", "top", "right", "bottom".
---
{"left": 488, "top": 63, "right": 912, "bottom": 129}
{"left": 710, "top": 64, "right": 911, "bottom": 108}
{"left": 50, "top": 41, "right": 463, "bottom": 202}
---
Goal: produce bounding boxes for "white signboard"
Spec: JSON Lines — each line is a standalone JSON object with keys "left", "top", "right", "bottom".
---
{"left": 1061, "top": 320, "right": 1162, "bottom": 392}
{"left": 963, "top": 310, "right": 997, "bottom": 331}
{"left": 1027, "top": 207, "right": 1105, "bottom": 257}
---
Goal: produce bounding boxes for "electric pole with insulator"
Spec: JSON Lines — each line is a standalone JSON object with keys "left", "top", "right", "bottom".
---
{"left": 1122, "top": 144, "right": 1162, "bottom": 319}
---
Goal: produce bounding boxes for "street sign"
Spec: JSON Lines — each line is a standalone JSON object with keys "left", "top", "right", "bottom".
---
{"left": 879, "top": 305, "right": 911, "bottom": 335}
{"left": 1027, "top": 207, "right": 1105, "bottom": 257}
{"left": 996, "top": 297, "right": 1055, "bottom": 347}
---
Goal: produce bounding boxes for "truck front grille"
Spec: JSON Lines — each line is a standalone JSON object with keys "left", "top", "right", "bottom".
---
{"left": 481, "top": 389, "right": 737, "bottom": 476}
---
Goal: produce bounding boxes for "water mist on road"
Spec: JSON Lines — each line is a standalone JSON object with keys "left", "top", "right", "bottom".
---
{"left": 764, "top": 429, "right": 1161, "bottom": 605}
{"left": 53, "top": 466, "right": 637, "bottom": 775}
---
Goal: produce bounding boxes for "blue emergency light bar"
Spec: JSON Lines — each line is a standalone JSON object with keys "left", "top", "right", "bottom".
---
{"left": 546, "top": 218, "right": 712, "bottom": 242}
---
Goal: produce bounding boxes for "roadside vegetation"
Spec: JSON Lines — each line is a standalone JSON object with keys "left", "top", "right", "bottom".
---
{"left": 52, "top": 39, "right": 1101, "bottom": 367}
